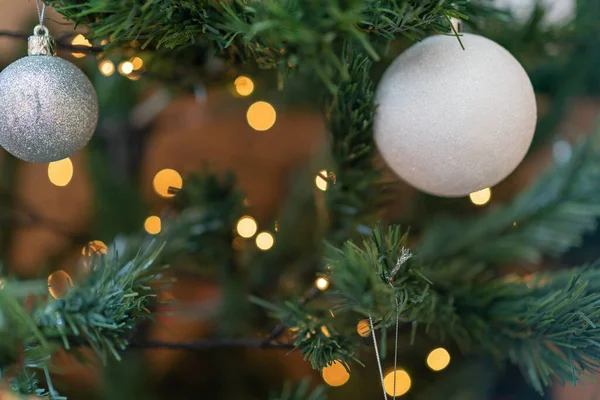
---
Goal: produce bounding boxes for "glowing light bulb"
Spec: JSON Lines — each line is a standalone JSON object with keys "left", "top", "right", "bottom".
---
{"left": 247, "top": 101, "right": 276, "bottom": 131}
{"left": 98, "top": 60, "right": 115, "bottom": 76}
{"left": 469, "top": 188, "right": 491, "bottom": 206}
{"left": 384, "top": 370, "right": 411, "bottom": 396}
{"left": 234, "top": 76, "right": 255, "bottom": 96}
{"left": 256, "top": 232, "right": 274, "bottom": 250}
{"left": 316, "top": 277, "right": 329, "bottom": 291}
{"left": 144, "top": 216, "right": 161, "bottom": 235}
{"left": 118, "top": 61, "right": 134, "bottom": 75}
{"left": 315, "top": 170, "right": 328, "bottom": 191}
{"left": 48, "top": 270, "right": 74, "bottom": 299}
{"left": 357, "top": 320, "right": 371, "bottom": 337}
{"left": 82, "top": 240, "right": 108, "bottom": 257}
{"left": 153, "top": 169, "right": 183, "bottom": 198}
{"left": 48, "top": 158, "right": 73, "bottom": 187}
{"left": 426, "top": 347, "right": 451, "bottom": 371}
{"left": 322, "top": 361, "right": 350, "bottom": 387}
{"left": 236, "top": 216, "right": 258, "bottom": 238}
{"left": 131, "top": 57, "right": 144, "bottom": 70}
{"left": 71, "top": 34, "right": 91, "bottom": 58}
{"left": 321, "top": 326, "right": 331, "bottom": 337}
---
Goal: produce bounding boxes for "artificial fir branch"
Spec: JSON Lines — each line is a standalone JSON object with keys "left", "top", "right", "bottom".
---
{"left": 3, "top": 239, "right": 167, "bottom": 361}
{"left": 46, "top": 0, "right": 467, "bottom": 87}
{"left": 9, "top": 369, "right": 55, "bottom": 399}
{"left": 418, "top": 125, "right": 600, "bottom": 272}
{"left": 0, "top": 238, "right": 167, "bottom": 398}
{"left": 327, "top": 225, "right": 600, "bottom": 393}
{"left": 323, "top": 49, "right": 384, "bottom": 243}
{"left": 251, "top": 296, "right": 362, "bottom": 370}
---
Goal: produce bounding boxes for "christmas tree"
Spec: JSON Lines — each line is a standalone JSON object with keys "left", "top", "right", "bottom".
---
{"left": 0, "top": 0, "right": 599, "bottom": 399}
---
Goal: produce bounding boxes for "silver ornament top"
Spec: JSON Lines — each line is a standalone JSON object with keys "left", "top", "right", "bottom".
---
{"left": 28, "top": 25, "right": 56, "bottom": 56}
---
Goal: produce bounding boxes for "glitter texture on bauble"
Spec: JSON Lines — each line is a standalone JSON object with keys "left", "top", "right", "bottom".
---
{"left": 0, "top": 26, "right": 98, "bottom": 162}
{"left": 374, "top": 33, "right": 537, "bottom": 197}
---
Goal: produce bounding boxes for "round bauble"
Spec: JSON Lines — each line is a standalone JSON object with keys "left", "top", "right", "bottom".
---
{"left": 374, "top": 33, "right": 537, "bottom": 197}
{"left": 0, "top": 55, "right": 98, "bottom": 162}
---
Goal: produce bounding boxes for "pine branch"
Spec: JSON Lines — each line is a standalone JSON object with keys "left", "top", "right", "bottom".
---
{"left": 9, "top": 369, "right": 56, "bottom": 399}
{"left": 264, "top": 285, "right": 321, "bottom": 343}
{"left": 0, "top": 238, "right": 167, "bottom": 374}
{"left": 0, "top": 239, "right": 167, "bottom": 398}
{"left": 45, "top": 0, "right": 470, "bottom": 86}
{"left": 250, "top": 296, "right": 362, "bottom": 371}
{"left": 418, "top": 125, "right": 600, "bottom": 273}
{"left": 0, "top": 172, "right": 250, "bottom": 398}
{"left": 327, "top": 225, "right": 600, "bottom": 393}
{"left": 167, "top": 172, "right": 245, "bottom": 265}
{"left": 323, "top": 49, "right": 384, "bottom": 243}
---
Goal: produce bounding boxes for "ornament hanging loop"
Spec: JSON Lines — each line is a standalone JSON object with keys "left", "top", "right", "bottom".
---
{"left": 451, "top": 18, "right": 464, "bottom": 33}
{"left": 28, "top": 25, "right": 55, "bottom": 56}
{"left": 33, "top": 24, "right": 49, "bottom": 37}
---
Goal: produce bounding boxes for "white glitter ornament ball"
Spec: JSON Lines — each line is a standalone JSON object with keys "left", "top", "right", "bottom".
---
{"left": 374, "top": 33, "right": 537, "bottom": 197}
{"left": 0, "top": 27, "right": 98, "bottom": 162}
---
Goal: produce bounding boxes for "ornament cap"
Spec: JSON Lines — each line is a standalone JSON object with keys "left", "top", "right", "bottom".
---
{"left": 28, "top": 25, "right": 55, "bottom": 56}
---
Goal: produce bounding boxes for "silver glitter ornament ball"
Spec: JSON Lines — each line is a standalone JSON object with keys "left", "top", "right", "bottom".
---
{"left": 0, "top": 28, "right": 98, "bottom": 162}
{"left": 374, "top": 33, "right": 537, "bottom": 197}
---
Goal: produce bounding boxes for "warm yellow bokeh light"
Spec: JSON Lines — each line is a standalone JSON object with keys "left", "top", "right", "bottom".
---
{"left": 144, "top": 216, "right": 162, "bottom": 235}
{"left": 48, "top": 270, "right": 74, "bottom": 299}
{"left": 153, "top": 169, "right": 183, "bottom": 198}
{"left": 247, "top": 101, "right": 276, "bottom": 131}
{"left": 234, "top": 76, "right": 255, "bottom": 96}
{"left": 427, "top": 347, "right": 451, "bottom": 371}
{"left": 384, "top": 370, "right": 411, "bottom": 396}
{"left": 99, "top": 60, "right": 115, "bottom": 76}
{"left": 131, "top": 57, "right": 144, "bottom": 70}
{"left": 469, "top": 187, "right": 492, "bottom": 206}
{"left": 71, "top": 34, "right": 91, "bottom": 58}
{"left": 315, "top": 170, "right": 328, "bottom": 191}
{"left": 237, "top": 216, "right": 258, "bottom": 238}
{"left": 322, "top": 361, "right": 350, "bottom": 387}
{"left": 256, "top": 232, "right": 274, "bottom": 250}
{"left": 357, "top": 320, "right": 371, "bottom": 337}
{"left": 82, "top": 240, "right": 108, "bottom": 256}
{"left": 316, "top": 277, "right": 329, "bottom": 291}
{"left": 48, "top": 158, "right": 73, "bottom": 187}
{"left": 118, "top": 61, "right": 134, "bottom": 75}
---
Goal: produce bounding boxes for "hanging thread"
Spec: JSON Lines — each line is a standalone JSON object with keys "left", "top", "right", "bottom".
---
{"left": 36, "top": 0, "right": 47, "bottom": 26}
{"left": 392, "top": 297, "right": 400, "bottom": 399}
{"left": 369, "top": 316, "right": 388, "bottom": 400}
{"left": 370, "top": 250, "right": 411, "bottom": 399}
{"left": 389, "top": 249, "right": 410, "bottom": 399}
